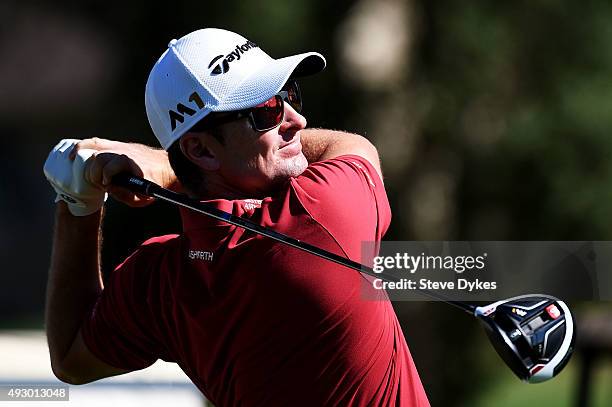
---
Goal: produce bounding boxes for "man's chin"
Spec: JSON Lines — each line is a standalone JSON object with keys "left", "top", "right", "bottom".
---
{"left": 265, "top": 155, "right": 308, "bottom": 192}
{"left": 284, "top": 154, "right": 309, "bottom": 178}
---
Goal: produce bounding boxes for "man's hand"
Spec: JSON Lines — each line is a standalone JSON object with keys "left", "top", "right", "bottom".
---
{"left": 43, "top": 140, "right": 107, "bottom": 216}
{"left": 71, "top": 138, "right": 179, "bottom": 207}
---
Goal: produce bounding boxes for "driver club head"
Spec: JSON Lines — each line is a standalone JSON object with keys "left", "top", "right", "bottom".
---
{"left": 474, "top": 294, "right": 575, "bottom": 383}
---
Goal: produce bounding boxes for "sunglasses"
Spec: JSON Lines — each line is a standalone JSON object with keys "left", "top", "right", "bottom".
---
{"left": 189, "top": 80, "right": 302, "bottom": 133}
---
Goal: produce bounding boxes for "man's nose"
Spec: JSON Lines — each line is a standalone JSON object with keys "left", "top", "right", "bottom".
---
{"left": 279, "top": 103, "right": 307, "bottom": 132}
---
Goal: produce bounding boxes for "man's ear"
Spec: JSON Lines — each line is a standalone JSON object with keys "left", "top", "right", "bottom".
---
{"left": 180, "top": 132, "right": 221, "bottom": 171}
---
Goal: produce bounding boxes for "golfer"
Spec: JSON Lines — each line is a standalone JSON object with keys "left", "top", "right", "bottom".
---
{"left": 44, "top": 28, "right": 430, "bottom": 406}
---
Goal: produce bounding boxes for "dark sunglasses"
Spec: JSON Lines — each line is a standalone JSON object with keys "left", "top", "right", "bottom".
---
{"left": 189, "top": 80, "right": 302, "bottom": 133}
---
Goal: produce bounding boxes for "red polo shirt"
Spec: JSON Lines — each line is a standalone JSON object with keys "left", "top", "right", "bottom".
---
{"left": 82, "top": 155, "right": 430, "bottom": 406}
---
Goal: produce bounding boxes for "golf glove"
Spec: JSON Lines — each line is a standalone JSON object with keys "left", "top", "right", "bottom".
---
{"left": 43, "top": 139, "right": 107, "bottom": 216}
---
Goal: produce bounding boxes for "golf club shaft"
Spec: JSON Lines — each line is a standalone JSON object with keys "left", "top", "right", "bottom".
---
{"left": 113, "top": 173, "right": 475, "bottom": 314}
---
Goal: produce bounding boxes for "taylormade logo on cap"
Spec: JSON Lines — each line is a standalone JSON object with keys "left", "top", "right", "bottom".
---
{"left": 144, "top": 28, "right": 326, "bottom": 150}
{"left": 208, "top": 40, "right": 259, "bottom": 75}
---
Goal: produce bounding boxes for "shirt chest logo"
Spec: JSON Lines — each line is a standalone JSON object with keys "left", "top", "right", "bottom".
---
{"left": 188, "top": 250, "right": 214, "bottom": 261}
{"left": 243, "top": 199, "right": 262, "bottom": 211}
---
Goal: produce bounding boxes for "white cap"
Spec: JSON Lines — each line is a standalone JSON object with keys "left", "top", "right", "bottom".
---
{"left": 145, "top": 28, "right": 326, "bottom": 150}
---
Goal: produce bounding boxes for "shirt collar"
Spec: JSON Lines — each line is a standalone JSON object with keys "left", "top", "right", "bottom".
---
{"left": 180, "top": 198, "right": 263, "bottom": 232}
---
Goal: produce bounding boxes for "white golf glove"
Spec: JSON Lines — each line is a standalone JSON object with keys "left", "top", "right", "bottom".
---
{"left": 43, "top": 139, "right": 107, "bottom": 216}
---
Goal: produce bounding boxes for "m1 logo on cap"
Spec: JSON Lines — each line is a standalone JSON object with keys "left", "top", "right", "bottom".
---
{"left": 168, "top": 91, "right": 206, "bottom": 131}
{"left": 208, "top": 40, "right": 259, "bottom": 75}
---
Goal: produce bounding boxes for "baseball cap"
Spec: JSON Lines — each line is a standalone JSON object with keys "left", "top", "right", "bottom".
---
{"left": 145, "top": 28, "right": 326, "bottom": 150}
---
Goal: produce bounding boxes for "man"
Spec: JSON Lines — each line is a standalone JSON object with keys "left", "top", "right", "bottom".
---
{"left": 44, "top": 28, "right": 430, "bottom": 406}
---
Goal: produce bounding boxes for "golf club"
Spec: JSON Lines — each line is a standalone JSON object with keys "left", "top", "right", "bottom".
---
{"left": 112, "top": 173, "right": 576, "bottom": 383}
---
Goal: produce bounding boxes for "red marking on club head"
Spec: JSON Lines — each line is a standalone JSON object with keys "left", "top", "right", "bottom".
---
{"left": 546, "top": 304, "right": 561, "bottom": 319}
{"left": 530, "top": 364, "right": 545, "bottom": 375}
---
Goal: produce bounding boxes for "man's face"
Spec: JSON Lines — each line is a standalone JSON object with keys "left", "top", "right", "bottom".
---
{"left": 213, "top": 103, "right": 308, "bottom": 196}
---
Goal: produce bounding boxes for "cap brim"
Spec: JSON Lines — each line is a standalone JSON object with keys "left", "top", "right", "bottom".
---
{"left": 215, "top": 52, "right": 326, "bottom": 112}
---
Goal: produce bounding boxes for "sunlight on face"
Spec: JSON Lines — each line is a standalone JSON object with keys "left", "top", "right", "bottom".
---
{"left": 216, "top": 105, "right": 308, "bottom": 196}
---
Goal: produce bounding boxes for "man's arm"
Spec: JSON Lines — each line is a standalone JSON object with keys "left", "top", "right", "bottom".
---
{"left": 299, "top": 128, "right": 383, "bottom": 180}
{"left": 74, "top": 132, "right": 378, "bottom": 192}
{"left": 45, "top": 138, "right": 175, "bottom": 383}
{"left": 46, "top": 203, "right": 129, "bottom": 384}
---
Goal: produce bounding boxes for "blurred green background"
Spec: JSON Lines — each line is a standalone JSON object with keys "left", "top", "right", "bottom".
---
{"left": 1, "top": 0, "right": 611, "bottom": 405}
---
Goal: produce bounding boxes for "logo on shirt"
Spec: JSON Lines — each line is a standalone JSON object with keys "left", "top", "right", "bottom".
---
{"left": 189, "top": 250, "right": 214, "bottom": 262}
{"left": 243, "top": 199, "right": 262, "bottom": 211}
{"left": 350, "top": 160, "right": 376, "bottom": 187}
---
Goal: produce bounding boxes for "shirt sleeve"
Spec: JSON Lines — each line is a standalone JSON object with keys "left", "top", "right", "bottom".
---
{"left": 81, "top": 243, "right": 163, "bottom": 371}
{"left": 290, "top": 154, "right": 392, "bottom": 258}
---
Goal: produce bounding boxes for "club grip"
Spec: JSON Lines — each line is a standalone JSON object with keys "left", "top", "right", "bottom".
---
{"left": 111, "top": 173, "right": 156, "bottom": 196}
